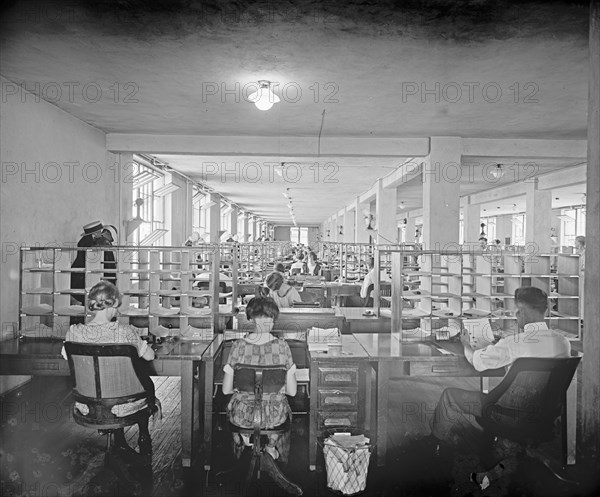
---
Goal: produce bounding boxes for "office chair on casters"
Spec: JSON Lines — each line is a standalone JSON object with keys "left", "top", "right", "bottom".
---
{"left": 64, "top": 342, "right": 158, "bottom": 466}
{"left": 226, "top": 364, "right": 303, "bottom": 496}
{"left": 475, "top": 355, "right": 582, "bottom": 485}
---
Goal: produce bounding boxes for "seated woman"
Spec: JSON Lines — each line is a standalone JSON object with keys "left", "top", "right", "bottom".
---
{"left": 222, "top": 297, "right": 297, "bottom": 462}
{"left": 289, "top": 252, "right": 306, "bottom": 275}
{"left": 61, "top": 281, "right": 159, "bottom": 456}
{"left": 264, "top": 272, "right": 302, "bottom": 308}
{"left": 305, "top": 251, "right": 322, "bottom": 276}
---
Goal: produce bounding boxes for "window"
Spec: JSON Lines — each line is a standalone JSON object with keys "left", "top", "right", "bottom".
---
{"left": 131, "top": 160, "right": 167, "bottom": 246}
{"left": 560, "top": 207, "right": 585, "bottom": 247}
{"left": 290, "top": 227, "right": 308, "bottom": 245}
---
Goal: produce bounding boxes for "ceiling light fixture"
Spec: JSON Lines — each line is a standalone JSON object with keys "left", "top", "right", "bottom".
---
{"left": 490, "top": 164, "right": 504, "bottom": 179}
{"left": 247, "top": 80, "right": 280, "bottom": 111}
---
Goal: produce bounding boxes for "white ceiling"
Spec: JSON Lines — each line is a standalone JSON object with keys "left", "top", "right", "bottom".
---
{"left": 0, "top": 0, "right": 590, "bottom": 225}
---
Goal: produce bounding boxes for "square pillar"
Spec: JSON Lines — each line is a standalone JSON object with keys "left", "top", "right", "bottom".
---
{"left": 463, "top": 200, "right": 481, "bottom": 246}
{"left": 240, "top": 212, "right": 249, "bottom": 241}
{"left": 495, "top": 215, "right": 512, "bottom": 245}
{"left": 229, "top": 207, "right": 238, "bottom": 237}
{"left": 525, "top": 179, "right": 552, "bottom": 255}
{"left": 376, "top": 179, "right": 397, "bottom": 244}
{"left": 422, "top": 137, "right": 462, "bottom": 249}
{"left": 344, "top": 207, "right": 356, "bottom": 243}
{"left": 209, "top": 194, "right": 221, "bottom": 243}
{"left": 356, "top": 198, "right": 370, "bottom": 243}
{"left": 405, "top": 216, "right": 416, "bottom": 243}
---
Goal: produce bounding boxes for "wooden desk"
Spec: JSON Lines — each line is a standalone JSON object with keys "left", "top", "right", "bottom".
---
{"left": 308, "top": 335, "right": 372, "bottom": 470}
{"left": 326, "top": 282, "right": 362, "bottom": 307}
{"left": 0, "top": 336, "right": 214, "bottom": 468}
{"left": 354, "top": 334, "right": 507, "bottom": 466}
{"left": 334, "top": 307, "right": 391, "bottom": 334}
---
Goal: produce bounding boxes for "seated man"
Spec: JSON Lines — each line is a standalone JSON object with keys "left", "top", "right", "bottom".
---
{"left": 359, "top": 257, "right": 391, "bottom": 303}
{"left": 430, "top": 286, "right": 571, "bottom": 486}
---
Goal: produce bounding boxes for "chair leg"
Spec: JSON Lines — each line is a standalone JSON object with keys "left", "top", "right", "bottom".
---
{"left": 138, "top": 418, "right": 152, "bottom": 457}
{"left": 525, "top": 447, "right": 580, "bottom": 486}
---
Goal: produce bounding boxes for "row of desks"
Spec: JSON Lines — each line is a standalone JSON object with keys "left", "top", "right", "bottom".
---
{"left": 0, "top": 330, "right": 577, "bottom": 470}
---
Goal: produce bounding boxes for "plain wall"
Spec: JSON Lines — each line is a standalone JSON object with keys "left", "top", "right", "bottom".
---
{"left": 0, "top": 77, "right": 123, "bottom": 393}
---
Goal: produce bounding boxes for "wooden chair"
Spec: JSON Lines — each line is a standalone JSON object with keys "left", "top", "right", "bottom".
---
{"left": 475, "top": 355, "right": 582, "bottom": 484}
{"left": 64, "top": 342, "right": 158, "bottom": 464}
{"left": 227, "top": 364, "right": 302, "bottom": 495}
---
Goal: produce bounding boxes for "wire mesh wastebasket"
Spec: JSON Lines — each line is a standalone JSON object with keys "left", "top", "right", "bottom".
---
{"left": 322, "top": 435, "right": 372, "bottom": 496}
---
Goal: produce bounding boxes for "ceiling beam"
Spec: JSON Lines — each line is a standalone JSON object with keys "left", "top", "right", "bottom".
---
{"left": 462, "top": 138, "right": 587, "bottom": 158}
{"left": 107, "top": 134, "right": 430, "bottom": 157}
{"left": 382, "top": 160, "right": 423, "bottom": 189}
{"left": 537, "top": 163, "right": 587, "bottom": 190}
{"left": 459, "top": 162, "right": 587, "bottom": 207}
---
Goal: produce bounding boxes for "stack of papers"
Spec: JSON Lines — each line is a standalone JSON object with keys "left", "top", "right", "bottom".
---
{"left": 325, "top": 433, "right": 370, "bottom": 449}
{"left": 307, "top": 327, "right": 340, "bottom": 351}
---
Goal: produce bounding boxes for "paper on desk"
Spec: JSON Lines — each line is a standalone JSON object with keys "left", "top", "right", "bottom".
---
{"left": 463, "top": 319, "right": 494, "bottom": 350}
{"left": 308, "top": 327, "right": 341, "bottom": 345}
{"left": 308, "top": 342, "right": 330, "bottom": 352}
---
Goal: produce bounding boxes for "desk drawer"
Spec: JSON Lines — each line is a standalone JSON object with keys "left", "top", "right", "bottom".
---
{"left": 318, "top": 411, "right": 357, "bottom": 431}
{"left": 409, "top": 362, "right": 471, "bottom": 377}
{"left": 318, "top": 389, "right": 358, "bottom": 410}
{"left": 317, "top": 366, "right": 359, "bottom": 386}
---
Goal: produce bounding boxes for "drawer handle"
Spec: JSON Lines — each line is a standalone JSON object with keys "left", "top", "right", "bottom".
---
{"left": 431, "top": 367, "right": 459, "bottom": 374}
{"left": 325, "top": 373, "right": 352, "bottom": 382}
{"left": 324, "top": 397, "right": 352, "bottom": 405}
{"left": 324, "top": 418, "right": 351, "bottom": 426}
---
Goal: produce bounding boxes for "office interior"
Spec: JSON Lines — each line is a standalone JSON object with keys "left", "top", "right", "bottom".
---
{"left": 1, "top": 1, "right": 599, "bottom": 496}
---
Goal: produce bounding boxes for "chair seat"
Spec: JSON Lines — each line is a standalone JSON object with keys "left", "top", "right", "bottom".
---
{"left": 229, "top": 418, "right": 290, "bottom": 436}
{"left": 73, "top": 403, "right": 157, "bottom": 430}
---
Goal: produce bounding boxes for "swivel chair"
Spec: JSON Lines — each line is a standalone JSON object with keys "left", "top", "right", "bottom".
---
{"left": 475, "top": 355, "right": 582, "bottom": 484}
{"left": 64, "top": 342, "right": 158, "bottom": 465}
{"left": 228, "top": 364, "right": 303, "bottom": 495}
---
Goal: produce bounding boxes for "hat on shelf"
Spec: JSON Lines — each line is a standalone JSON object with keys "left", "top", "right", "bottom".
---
{"left": 81, "top": 221, "right": 105, "bottom": 237}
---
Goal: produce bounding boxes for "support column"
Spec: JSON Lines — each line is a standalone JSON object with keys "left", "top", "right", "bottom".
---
{"left": 240, "top": 212, "right": 249, "bottom": 241}
{"left": 582, "top": 0, "right": 600, "bottom": 463}
{"left": 405, "top": 216, "right": 416, "bottom": 244}
{"left": 208, "top": 194, "right": 221, "bottom": 243}
{"left": 229, "top": 207, "right": 238, "bottom": 238}
{"left": 376, "top": 179, "right": 397, "bottom": 244}
{"left": 495, "top": 215, "right": 513, "bottom": 245}
{"left": 344, "top": 207, "right": 356, "bottom": 243}
{"left": 463, "top": 200, "right": 481, "bottom": 247}
{"left": 422, "top": 137, "right": 462, "bottom": 250}
{"left": 342, "top": 208, "right": 356, "bottom": 243}
{"left": 356, "top": 197, "right": 370, "bottom": 243}
{"left": 334, "top": 212, "right": 343, "bottom": 242}
{"left": 525, "top": 179, "right": 552, "bottom": 256}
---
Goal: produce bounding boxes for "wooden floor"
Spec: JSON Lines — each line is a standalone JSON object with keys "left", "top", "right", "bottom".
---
{"left": 1, "top": 370, "right": 597, "bottom": 497}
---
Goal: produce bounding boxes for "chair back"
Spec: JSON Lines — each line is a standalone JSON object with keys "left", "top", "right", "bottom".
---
{"left": 64, "top": 342, "right": 155, "bottom": 427}
{"left": 479, "top": 355, "right": 581, "bottom": 442}
{"left": 233, "top": 364, "right": 287, "bottom": 397}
